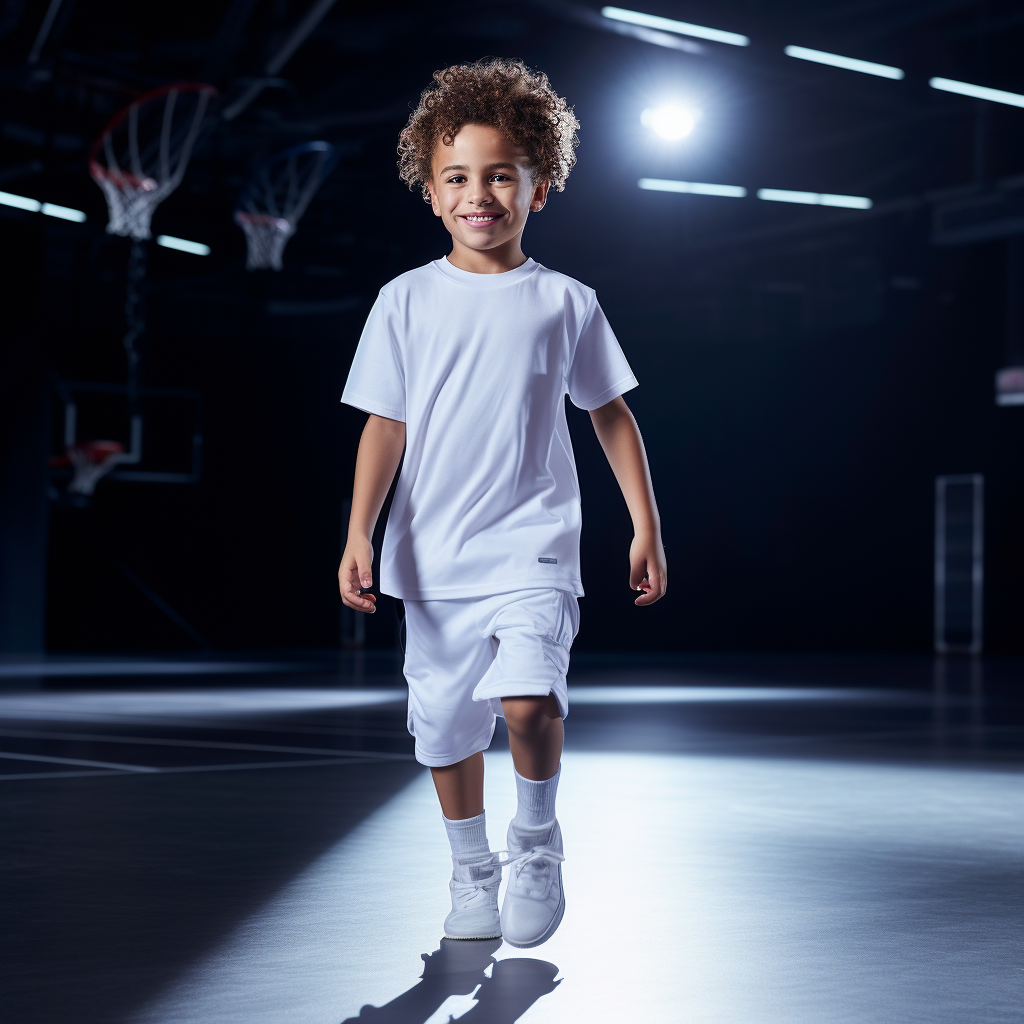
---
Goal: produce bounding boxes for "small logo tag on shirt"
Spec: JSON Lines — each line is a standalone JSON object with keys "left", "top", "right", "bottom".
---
{"left": 538, "top": 557, "right": 557, "bottom": 564}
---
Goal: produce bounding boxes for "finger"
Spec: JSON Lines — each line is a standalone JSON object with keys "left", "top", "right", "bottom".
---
{"left": 340, "top": 569, "right": 377, "bottom": 612}
{"left": 628, "top": 561, "right": 647, "bottom": 591}
{"left": 356, "top": 555, "right": 373, "bottom": 591}
{"left": 648, "top": 566, "right": 666, "bottom": 598}
{"left": 338, "top": 567, "right": 361, "bottom": 599}
{"left": 342, "top": 592, "right": 377, "bottom": 613}
{"left": 634, "top": 569, "right": 660, "bottom": 606}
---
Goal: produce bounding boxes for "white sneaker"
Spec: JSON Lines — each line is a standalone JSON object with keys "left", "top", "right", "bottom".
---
{"left": 443, "top": 854, "right": 502, "bottom": 940}
{"left": 499, "top": 820, "right": 565, "bottom": 949}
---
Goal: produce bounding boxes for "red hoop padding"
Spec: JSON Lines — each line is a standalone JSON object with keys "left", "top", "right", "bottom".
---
{"left": 49, "top": 440, "right": 126, "bottom": 468}
{"left": 88, "top": 81, "right": 218, "bottom": 182}
{"left": 233, "top": 211, "right": 291, "bottom": 230}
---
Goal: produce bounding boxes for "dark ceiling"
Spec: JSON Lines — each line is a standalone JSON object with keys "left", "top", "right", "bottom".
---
{"left": 3, "top": 0, "right": 1023, "bottom": 261}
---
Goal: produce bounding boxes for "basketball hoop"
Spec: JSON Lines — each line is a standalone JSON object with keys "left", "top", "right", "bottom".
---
{"left": 49, "top": 404, "right": 143, "bottom": 497}
{"left": 49, "top": 440, "right": 128, "bottom": 497}
{"left": 234, "top": 211, "right": 294, "bottom": 272}
{"left": 89, "top": 82, "right": 217, "bottom": 241}
{"left": 234, "top": 141, "right": 337, "bottom": 270}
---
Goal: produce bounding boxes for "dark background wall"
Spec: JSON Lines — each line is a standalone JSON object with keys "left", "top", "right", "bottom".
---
{"left": 2, "top": 0, "right": 1022, "bottom": 654}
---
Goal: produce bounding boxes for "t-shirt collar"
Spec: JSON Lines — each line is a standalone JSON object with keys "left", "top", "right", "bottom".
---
{"left": 432, "top": 255, "right": 539, "bottom": 288}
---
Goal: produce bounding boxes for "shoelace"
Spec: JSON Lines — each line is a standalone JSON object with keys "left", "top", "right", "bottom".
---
{"left": 460, "top": 845, "right": 565, "bottom": 872}
{"left": 454, "top": 845, "right": 563, "bottom": 905}
{"left": 450, "top": 876, "right": 498, "bottom": 909}
{"left": 450, "top": 855, "right": 501, "bottom": 907}
{"left": 505, "top": 846, "right": 563, "bottom": 900}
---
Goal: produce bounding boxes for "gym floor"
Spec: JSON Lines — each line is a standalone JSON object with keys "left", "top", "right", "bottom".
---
{"left": 1, "top": 653, "right": 1021, "bottom": 1024}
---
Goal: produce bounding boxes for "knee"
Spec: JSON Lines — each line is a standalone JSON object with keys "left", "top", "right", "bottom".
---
{"left": 501, "top": 694, "right": 560, "bottom": 736}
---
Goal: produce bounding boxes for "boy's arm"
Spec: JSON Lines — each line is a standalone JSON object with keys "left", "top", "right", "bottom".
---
{"left": 339, "top": 414, "right": 406, "bottom": 614}
{"left": 588, "top": 396, "right": 667, "bottom": 606}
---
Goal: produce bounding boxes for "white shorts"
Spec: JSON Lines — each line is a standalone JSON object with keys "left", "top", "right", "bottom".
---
{"left": 402, "top": 588, "right": 580, "bottom": 767}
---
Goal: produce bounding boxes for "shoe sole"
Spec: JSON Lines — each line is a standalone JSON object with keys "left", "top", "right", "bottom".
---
{"left": 443, "top": 930, "right": 502, "bottom": 940}
{"left": 501, "top": 864, "right": 565, "bottom": 949}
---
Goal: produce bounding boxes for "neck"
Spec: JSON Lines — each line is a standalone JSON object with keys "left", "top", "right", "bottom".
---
{"left": 447, "top": 235, "right": 528, "bottom": 274}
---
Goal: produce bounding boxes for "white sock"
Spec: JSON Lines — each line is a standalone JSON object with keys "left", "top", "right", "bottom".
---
{"left": 513, "top": 764, "right": 559, "bottom": 829}
{"left": 443, "top": 811, "right": 490, "bottom": 863}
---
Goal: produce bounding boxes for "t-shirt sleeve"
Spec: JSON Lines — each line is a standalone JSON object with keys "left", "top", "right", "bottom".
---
{"left": 565, "top": 294, "right": 639, "bottom": 411}
{"left": 340, "top": 290, "right": 406, "bottom": 422}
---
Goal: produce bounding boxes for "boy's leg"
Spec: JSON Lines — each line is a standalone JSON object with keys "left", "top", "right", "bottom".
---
{"left": 432, "top": 752, "right": 500, "bottom": 940}
{"left": 470, "top": 590, "right": 577, "bottom": 949}
{"left": 501, "top": 694, "right": 563, "bottom": 781}
{"left": 403, "top": 598, "right": 502, "bottom": 940}
{"left": 430, "top": 750, "right": 485, "bottom": 819}
{"left": 499, "top": 697, "right": 565, "bottom": 948}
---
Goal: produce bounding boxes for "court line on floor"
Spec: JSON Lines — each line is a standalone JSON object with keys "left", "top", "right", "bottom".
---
{"left": 0, "top": 749, "right": 160, "bottom": 771}
{"left": 0, "top": 726, "right": 415, "bottom": 760}
{"left": 152, "top": 756, "right": 407, "bottom": 774}
{"left": 0, "top": 712, "right": 409, "bottom": 737}
{"left": 0, "top": 713, "right": 412, "bottom": 739}
{"left": 0, "top": 768, "right": 129, "bottom": 781}
{"left": 2, "top": 722, "right": 1015, "bottom": 763}
{"left": 0, "top": 753, "right": 415, "bottom": 782}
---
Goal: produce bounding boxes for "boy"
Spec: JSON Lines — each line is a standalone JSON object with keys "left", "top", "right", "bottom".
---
{"left": 339, "top": 58, "right": 666, "bottom": 948}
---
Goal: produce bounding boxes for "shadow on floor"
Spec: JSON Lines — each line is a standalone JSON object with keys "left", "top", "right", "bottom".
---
{"left": 341, "top": 938, "right": 560, "bottom": 1023}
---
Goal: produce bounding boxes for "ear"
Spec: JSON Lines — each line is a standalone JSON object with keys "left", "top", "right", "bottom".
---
{"left": 530, "top": 178, "right": 551, "bottom": 213}
{"left": 427, "top": 181, "right": 442, "bottom": 218}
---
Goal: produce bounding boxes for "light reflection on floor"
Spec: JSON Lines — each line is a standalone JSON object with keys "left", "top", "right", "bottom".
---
{"left": 0, "top": 683, "right": 943, "bottom": 724}
{"left": 567, "top": 685, "right": 935, "bottom": 704}
{"left": 0, "top": 689, "right": 408, "bottom": 720}
{"left": 132, "top": 748, "right": 1023, "bottom": 1024}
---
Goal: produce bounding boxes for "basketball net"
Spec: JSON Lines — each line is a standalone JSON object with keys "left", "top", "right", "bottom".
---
{"left": 48, "top": 440, "right": 129, "bottom": 497}
{"left": 235, "top": 142, "right": 336, "bottom": 270}
{"left": 233, "top": 212, "right": 294, "bottom": 272}
{"left": 68, "top": 442, "right": 128, "bottom": 496}
{"left": 89, "top": 83, "right": 216, "bottom": 241}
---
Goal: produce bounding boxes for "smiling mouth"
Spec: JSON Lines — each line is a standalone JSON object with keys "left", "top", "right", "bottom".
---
{"left": 460, "top": 213, "right": 504, "bottom": 225}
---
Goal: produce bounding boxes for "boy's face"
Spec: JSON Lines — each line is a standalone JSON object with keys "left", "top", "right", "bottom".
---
{"left": 428, "top": 123, "right": 549, "bottom": 255}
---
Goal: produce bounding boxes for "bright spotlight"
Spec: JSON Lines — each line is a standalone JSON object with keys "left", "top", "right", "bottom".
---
{"left": 641, "top": 105, "right": 700, "bottom": 140}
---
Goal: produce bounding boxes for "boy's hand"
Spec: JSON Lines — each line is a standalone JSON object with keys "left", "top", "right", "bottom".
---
{"left": 629, "top": 532, "right": 667, "bottom": 606}
{"left": 339, "top": 537, "right": 377, "bottom": 614}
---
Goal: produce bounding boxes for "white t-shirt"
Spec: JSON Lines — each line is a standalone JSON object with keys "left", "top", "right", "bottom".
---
{"left": 341, "top": 256, "right": 638, "bottom": 600}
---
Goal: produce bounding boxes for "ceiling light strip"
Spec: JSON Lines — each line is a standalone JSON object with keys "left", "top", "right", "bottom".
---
{"left": 601, "top": 7, "right": 749, "bottom": 46}
{"left": 638, "top": 181, "right": 871, "bottom": 209}
{"left": 757, "top": 188, "right": 872, "bottom": 209}
{"left": 784, "top": 45, "right": 904, "bottom": 80}
{"left": 0, "top": 191, "right": 88, "bottom": 220}
{"left": 638, "top": 178, "right": 747, "bottom": 198}
{"left": 928, "top": 77, "right": 1024, "bottom": 108}
{"left": 156, "top": 235, "right": 211, "bottom": 256}
{"left": 41, "top": 202, "right": 87, "bottom": 222}
{"left": 0, "top": 191, "right": 41, "bottom": 211}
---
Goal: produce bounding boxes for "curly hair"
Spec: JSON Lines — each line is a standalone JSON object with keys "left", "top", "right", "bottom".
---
{"left": 398, "top": 58, "right": 580, "bottom": 201}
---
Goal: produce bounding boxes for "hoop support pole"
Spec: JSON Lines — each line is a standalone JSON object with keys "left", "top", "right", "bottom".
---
{"left": 63, "top": 402, "right": 77, "bottom": 448}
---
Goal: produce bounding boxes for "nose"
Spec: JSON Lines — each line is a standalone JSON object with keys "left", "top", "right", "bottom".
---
{"left": 468, "top": 181, "right": 494, "bottom": 206}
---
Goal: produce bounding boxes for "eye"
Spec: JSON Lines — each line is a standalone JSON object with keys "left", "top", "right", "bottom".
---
{"left": 447, "top": 175, "right": 467, "bottom": 184}
{"left": 490, "top": 174, "right": 511, "bottom": 182}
